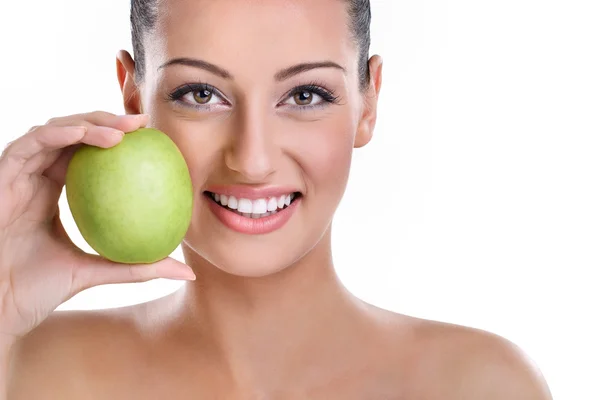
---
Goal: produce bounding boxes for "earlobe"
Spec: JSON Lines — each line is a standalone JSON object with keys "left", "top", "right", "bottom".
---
{"left": 116, "top": 50, "right": 143, "bottom": 115}
{"left": 354, "top": 55, "right": 383, "bottom": 149}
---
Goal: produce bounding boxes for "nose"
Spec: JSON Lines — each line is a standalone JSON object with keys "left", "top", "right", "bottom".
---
{"left": 224, "top": 103, "right": 278, "bottom": 182}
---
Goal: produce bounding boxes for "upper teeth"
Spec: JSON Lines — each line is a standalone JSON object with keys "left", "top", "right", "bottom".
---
{"left": 212, "top": 193, "right": 295, "bottom": 213}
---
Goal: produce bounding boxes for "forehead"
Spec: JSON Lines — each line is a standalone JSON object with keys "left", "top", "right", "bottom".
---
{"left": 147, "top": 0, "right": 355, "bottom": 76}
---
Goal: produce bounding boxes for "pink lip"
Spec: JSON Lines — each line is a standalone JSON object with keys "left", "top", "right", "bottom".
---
{"left": 206, "top": 194, "right": 300, "bottom": 235}
{"left": 204, "top": 184, "right": 300, "bottom": 200}
{"left": 204, "top": 191, "right": 301, "bottom": 235}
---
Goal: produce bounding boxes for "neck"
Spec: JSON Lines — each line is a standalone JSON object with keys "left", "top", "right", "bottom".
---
{"left": 171, "top": 227, "right": 372, "bottom": 391}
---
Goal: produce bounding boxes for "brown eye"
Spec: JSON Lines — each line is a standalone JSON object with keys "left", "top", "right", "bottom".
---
{"left": 193, "top": 89, "right": 213, "bottom": 104}
{"left": 293, "top": 91, "right": 313, "bottom": 106}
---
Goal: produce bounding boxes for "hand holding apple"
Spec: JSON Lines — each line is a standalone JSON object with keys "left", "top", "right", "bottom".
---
{"left": 0, "top": 112, "right": 196, "bottom": 345}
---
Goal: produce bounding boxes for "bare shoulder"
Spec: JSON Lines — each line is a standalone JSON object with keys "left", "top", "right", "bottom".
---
{"left": 7, "top": 306, "right": 142, "bottom": 399}
{"left": 401, "top": 316, "right": 554, "bottom": 399}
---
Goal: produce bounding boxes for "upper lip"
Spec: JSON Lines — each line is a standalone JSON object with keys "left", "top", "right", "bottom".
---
{"left": 204, "top": 185, "right": 301, "bottom": 200}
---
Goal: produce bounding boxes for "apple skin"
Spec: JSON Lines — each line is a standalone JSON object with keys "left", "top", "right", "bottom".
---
{"left": 65, "top": 128, "right": 193, "bottom": 264}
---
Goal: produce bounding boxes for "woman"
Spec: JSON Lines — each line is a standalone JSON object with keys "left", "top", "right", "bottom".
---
{"left": 1, "top": 0, "right": 551, "bottom": 398}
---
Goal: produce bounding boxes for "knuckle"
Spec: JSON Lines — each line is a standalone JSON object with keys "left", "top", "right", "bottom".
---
{"left": 0, "top": 141, "right": 22, "bottom": 165}
{"left": 89, "top": 110, "right": 114, "bottom": 120}
{"left": 128, "top": 265, "right": 153, "bottom": 282}
{"left": 0, "top": 125, "right": 48, "bottom": 164}
{"left": 69, "top": 265, "right": 82, "bottom": 294}
{"left": 1, "top": 140, "right": 14, "bottom": 155}
{"left": 45, "top": 117, "right": 60, "bottom": 125}
{"left": 3, "top": 152, "right": 27, "bottom": 167}
{"left": 128, "top": 265, "right": 142, "bottom": 281}
{"left": 69, "top": 265, "right": 90, "bottom": 295}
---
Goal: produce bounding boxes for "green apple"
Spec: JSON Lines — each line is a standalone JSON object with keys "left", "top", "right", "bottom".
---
{"left": 65, "top": 127, "right": 193, "bottom": 264}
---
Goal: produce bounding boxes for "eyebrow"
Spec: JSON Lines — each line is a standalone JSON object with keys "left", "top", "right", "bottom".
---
{"left": 158, "top": 58, "right": 232, "bottom": 79}
{"left": 158, "top": 58, "right": 346, "bottom": 81}
{"left": 274, "top": 61, "right": 346, "bottom": 81}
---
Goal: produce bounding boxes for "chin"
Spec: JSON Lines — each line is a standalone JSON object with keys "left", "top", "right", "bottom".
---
{"left": 181, "top": 193, "right": 334, "bottom": 278}
{"left": 181, "top": 236, "right": 310, "bottom": 278}
{"left": 214, "top": 259, "right": 292, "bottom": 278}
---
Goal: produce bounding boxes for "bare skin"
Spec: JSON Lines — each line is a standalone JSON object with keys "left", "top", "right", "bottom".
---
{"left": 2, "top": 0, "right": 551, "bottom": 398}
{"left": 9, "top": 292, "right": 550, "bottom": 399}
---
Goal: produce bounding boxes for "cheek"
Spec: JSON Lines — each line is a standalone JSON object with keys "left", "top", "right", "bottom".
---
{"left": 286, "top": 114, "right": 356, "bottom": 195}
{"left": 145, "top": 105, "right": 227, "bottom": 186}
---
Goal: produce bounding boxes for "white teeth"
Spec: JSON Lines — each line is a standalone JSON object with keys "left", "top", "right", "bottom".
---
{"left": 252, "top": 198, "right": 268, "bottom": 214}
{"left": 228, "top": 209, "right": 280, "bottom": 218}
{"left": 267, "top": 197, "right": 278, "bottom": 212}
{"left": 277, "top": 195, "right": 286, "bottom": 209}
{"left": 227, "top": 196, "right": 238, "bottom": 209}
{"left": 237, "top": 198, "right": 253, "bottom": 213}
{"left": 211, "top": 191, "right": 297, "bottom": 216}
{"left": 220, "top": 195, "right": 229, "bottom": 207}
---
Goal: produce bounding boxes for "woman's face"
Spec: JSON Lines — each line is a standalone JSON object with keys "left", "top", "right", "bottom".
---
{"left": 123, "top": 0, "right": 381, "bottom": 277}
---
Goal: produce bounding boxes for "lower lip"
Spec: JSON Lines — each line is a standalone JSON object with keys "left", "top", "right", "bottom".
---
{"left": 206, "top": 194, "right": 301, "bottom": 235}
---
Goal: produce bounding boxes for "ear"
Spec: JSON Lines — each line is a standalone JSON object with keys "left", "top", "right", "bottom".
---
{"left": 116, "top": 50, "right": 143, "bottom": 114}
{"left": 354, "top": 55, "right": 383, "bottom": 148}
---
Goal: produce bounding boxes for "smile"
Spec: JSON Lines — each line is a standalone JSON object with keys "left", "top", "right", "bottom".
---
{"left": 203, "top": 190, "right": 302, "bottom": 234}
{"left": 207, "top": 192, "right": 299, "bottom": 218}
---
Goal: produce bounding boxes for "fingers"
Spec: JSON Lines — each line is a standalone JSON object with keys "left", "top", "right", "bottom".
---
{"left": 41, "top": 144, "right": 83, "bottom": 187}
{"left": 0, "top": 113, "right": 149, "bottom": 188}
{"left": 46, "top": 112, "right": 149, "bottom": 135}
{"left": 70, "top": 254, "right": 196, "bottom": 295}
{"left": 24, "top": 124, "right": 125, "bottom": 181}
{"left": 1, "top": 125, "right": 87, "bottom": 166}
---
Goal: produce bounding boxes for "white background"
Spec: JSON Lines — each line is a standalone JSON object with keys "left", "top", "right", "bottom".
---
{"left": 1, "top": 1, "right": 598, "bottom": 398}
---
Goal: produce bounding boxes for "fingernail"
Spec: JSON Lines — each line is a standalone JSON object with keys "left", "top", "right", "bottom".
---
{"left": 164, "top": 268, "right": 196, "bottom": 281}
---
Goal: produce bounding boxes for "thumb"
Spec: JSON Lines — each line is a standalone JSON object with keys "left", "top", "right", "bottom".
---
{"left": 71, "top": 253, "right": 196, "bottom": 293}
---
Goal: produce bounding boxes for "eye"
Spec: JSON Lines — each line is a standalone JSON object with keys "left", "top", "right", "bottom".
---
{"left": 168, "top": 83, "right": 228, "bottom": 109}
{"left": 280, "top": 84, "right": 340, "bottom": 109}
{"left": 283, "top": 90, "right": 323, "bottom": 107}
{"left": 182, "top": 87, "right": 222, "bottom": 106}
{"left": 292, "top": 91, "right": 317, "bottom": 106}
{"left": 191, "top": 89, "right": 213, "bottom": 104}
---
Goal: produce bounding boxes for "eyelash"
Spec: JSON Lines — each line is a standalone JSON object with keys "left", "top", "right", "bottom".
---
{"left": 167, "top": 83, "right": 227, "bottom": 110}
{"left": 166, "top": 81, "right": 340, "bottom": 111}
{"left": 286, "top": 82, "right": 341, "bottom": 109}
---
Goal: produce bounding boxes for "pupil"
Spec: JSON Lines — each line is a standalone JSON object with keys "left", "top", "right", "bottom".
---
{"left": 295, "top": 91, "right": 312, "bottom": 105}
{"left": 194, "top": 90, "right": 212, "bottom": 104}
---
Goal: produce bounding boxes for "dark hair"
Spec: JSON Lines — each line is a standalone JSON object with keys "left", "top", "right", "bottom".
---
{"left": 130, "top": 0, "right": 371, "bottom": 89}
